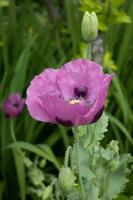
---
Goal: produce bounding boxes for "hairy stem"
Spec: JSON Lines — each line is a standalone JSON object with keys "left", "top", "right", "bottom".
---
{"left": 73, "top": 127, "right": 86, "bottom": 200}
{"left": 87, "top": 42, "right": 92, "bottom": 60}
{"left": 64, "top": 146, "right": 72, "bottom": 167}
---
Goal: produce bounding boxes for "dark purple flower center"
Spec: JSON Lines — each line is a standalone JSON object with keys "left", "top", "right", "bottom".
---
{"left": 13, "top": 102, "right": 19, "bottom": 107}
{"left": 74, "top": 86, "right": 88, "bottom": 99}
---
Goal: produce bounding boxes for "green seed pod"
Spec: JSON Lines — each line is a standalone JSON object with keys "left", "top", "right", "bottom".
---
{"left": 81, "top": 11, "right": 98, "bottom": 42}
{"left": 58, "top": 167, "right": 75, "bottom": 190}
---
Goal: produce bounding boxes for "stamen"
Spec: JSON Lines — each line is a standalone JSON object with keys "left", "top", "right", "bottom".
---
{"left": 69, "top": 99, "right": 81, "bottom": 104}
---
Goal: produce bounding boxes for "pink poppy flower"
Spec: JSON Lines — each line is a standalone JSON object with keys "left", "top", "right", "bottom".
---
{"left": 3, "top": 93, "right": 25, "bottom": 118}
{"left": 26, "top": 59, "right": 113, "bottom": 126}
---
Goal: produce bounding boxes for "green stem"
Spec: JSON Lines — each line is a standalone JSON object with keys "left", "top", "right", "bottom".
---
{"left": 64, "top": 146, "right": 72, "bottom": 167}
{"left": 73, "top": 127, "right": 86, "bottom": 200}
{"left": 10, "top": 120, "right": 17, "bottom": 142}
{"left": 1, "top": 116, "right": 6, "bottom": 157}
{"left": 70, "top": 147, "right": 75, "bottom": 174}
{"left": 87, "top": 42, "right": 92, "bottom": 60}
{"left": 10, "top": 120, "right": 24, "bottom": 157}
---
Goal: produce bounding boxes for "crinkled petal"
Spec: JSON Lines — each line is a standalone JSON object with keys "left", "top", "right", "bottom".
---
{"left": 26, "top": 96, "right": 54, "bottom": 122}
{"left": 8, "top": 93, "right": 21, "bottom": 102}
{"left": 75, "top": 74, "right": 113, "bottom": 126}
{"left": 62, "top": 59, "right": 103, "bottom": 75}
{"left": 57, "top": 59, "right": 105, "bottom": 103}
{"left": 26, "top": 94, "right": 89, "bottom": 125}
{"left": 3, "top": 95, "right": 25, "bottom": 118}
{"left": 56, "top": 71, "right": 85, "bottom": 100}
{"left": 27, "top": 69, "right": 60, "bottom": 98}
{"left": 26, "top": 59, "right": 113, "bottom": 126}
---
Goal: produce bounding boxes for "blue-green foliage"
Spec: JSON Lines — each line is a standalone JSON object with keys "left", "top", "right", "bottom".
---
{"left": 69, "top": 113, "right": 133, "bottom": 200}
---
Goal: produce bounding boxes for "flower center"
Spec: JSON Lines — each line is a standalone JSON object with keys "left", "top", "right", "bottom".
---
{"left": 69, "top": 99, "right": 81, "bottom": 104}
{"left": 13, "top": 102, "right": 19, "bottom": 107}
{"left": 74, "top": 86, "right": 88, "bottom": 98}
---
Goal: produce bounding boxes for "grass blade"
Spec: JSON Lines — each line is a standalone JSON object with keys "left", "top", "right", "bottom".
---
{"left": 8, "top": 141, "right": 60, "bottom": 170}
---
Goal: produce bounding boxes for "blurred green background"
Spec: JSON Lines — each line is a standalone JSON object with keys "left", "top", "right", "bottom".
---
{"left": 0, "top": 0, "right": 133, "bottom": 199}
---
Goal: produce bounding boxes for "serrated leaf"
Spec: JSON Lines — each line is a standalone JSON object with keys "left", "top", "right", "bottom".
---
{"left": 77, "top": 144, "right": 95, "bottom": 180}
{"left": 82, "top": 112, "right": 109, "bottom": 148}
{"left": 71, "top": 115, "right": 132, "bottom": 200}
{"left": 84, "top": 182, "right": 99, "bottom": 200}
{"left": 90, "top": 112, "right": 109, "bottom": 140}
{"left": 101, "top": 165, "right": 130, "bottom": 200}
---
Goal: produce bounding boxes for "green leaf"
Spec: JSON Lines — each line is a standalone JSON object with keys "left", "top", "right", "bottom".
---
{"left": 90, "top": 112, "right": 109, "bottom": 143}
{"left": 103, "top": 52, "right": 117, "bottom": 70}
{"left": 108, "top": 114, "right": 133, "bottom": 145}
{"left": 0, "top": 0, "right": 9, "bottom": 7}
{"left": 84, "top": 182, "right": 99, "bottom": 200}
{"left": 115, "top": 12, "right": 131, "bottom": 24}
{"left": 10, "top": 34, "right": 36, "bottom": 93}
{"left": 101, "top": 159, "right": 131, "bottom": 200}
{"left": 98, "top": 21, "right": 108, "bottom": 31}
{"left": 39, "top": 144, "right": 61, "bottom": 169}
{"left": 77, "top": 144, "right": 95, "bottom": 180}
{"left": 72, "top": 113, "right": 132, "bottom": 200}
{"left": 65, "top": 0, "right": 80, "bottom": 53}
{"left": 13, "top": 148, "right": 26, "bottom": 200}
{"left": 0, "top": 181, "right": 4, "bottom": 200}
{"left": 112, "top": 0, "right": 125, "bottom": 7}
{"left": 78, "top": 112, "right": 109, "bottom": 148}
{"left": 8, "top": 141, "right": 60, "bottom": 170}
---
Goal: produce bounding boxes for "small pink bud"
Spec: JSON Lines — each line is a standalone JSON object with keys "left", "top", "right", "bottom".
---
{"left": 3, "top": 93, "right": 25, "bottom": 118}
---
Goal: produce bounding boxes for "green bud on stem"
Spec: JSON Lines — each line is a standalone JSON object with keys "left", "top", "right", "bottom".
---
{"left": 58, "top": 167, "right": 75, "bottom": 190}
{"left": 81, "top": 11, "right": 98, "bottom": 42}
{"left": 43, "top": 186, "right": 52, "bottom": 200}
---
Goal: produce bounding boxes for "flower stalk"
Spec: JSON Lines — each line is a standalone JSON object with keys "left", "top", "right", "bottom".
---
{"left": 10, "top": 119, "right": 16, "bottom": 143}
{"left": 81, "top": 11, "right": 98, "bottom": 60}
{"left": 73, "top": 127, "right": 85, "bottom": 200}
{"left": 64, "top": 146, "right": 72, "bottom": 168}
{"left": 87, "top": 42, "right": 92, "bottom": 60}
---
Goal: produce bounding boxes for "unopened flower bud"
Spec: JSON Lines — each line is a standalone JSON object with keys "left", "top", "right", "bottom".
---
{"left": 108, "top": 140, "right": 119, "bottom": 154}
{"left": 58, "top": 167, "right": 75, "bottom": 190}
{"left": 39, "top": 159, "right": 46, "bottom": 168}
{"left": 28, "top": 167, "right": 44, "bottom": 186}
{"left": 23, "top": 157, "right": 33, "bottom": 168}
{"left": 109, "top": 160, "right": 119, "bottom": 172}
{"left": 81, "top": 11, "right": 98, "bottom": 42}
{"left": 3, "top": 93, "right": 25, "bottom": 118}
{"left": 43, "top": 185, "right": 52, "bottom": 200}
